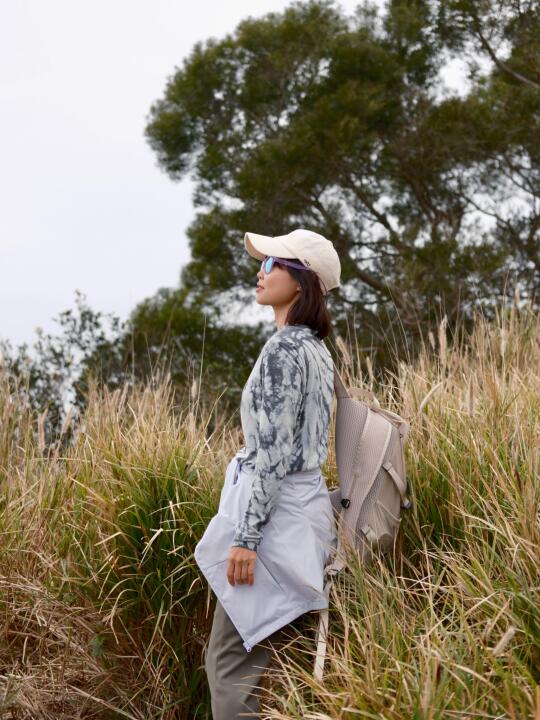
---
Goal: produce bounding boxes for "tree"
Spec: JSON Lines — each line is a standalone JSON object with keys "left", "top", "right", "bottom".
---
{"left": 144, "top": 0, "right": 539, "bottom": 371}
{"left": 435, "top": 0, "right": 540, "bottom": 298}
{"left": 0, "top": 290, "right": 265, "bottom": 447}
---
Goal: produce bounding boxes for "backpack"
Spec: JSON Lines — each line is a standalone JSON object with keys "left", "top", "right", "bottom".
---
{"left": 313, "top": 365, "right": 413, "bottom": 681}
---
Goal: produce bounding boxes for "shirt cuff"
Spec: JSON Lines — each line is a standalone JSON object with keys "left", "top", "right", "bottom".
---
{"left": 231, "top": 538, "right": 259, "bottom": 552}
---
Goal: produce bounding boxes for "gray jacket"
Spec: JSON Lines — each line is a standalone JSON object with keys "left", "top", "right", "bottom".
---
{"left": 194, "top": 450, "right": 337, "bottom": 651}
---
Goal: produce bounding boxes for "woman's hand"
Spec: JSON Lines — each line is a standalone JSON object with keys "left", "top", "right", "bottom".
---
{"left": 227, "top": 546, "right": 257, "bottom": 586}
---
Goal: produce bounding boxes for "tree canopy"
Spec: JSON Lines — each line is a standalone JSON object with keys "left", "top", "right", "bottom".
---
{"left": 144, "top": 0, "right": 540, "bottom": 356}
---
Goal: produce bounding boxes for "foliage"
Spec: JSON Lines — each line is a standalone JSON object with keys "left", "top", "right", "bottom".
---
{"left": 1, "top": 297, "right": 539, "bottom": 718}
{"left": 145, "top": 0, "right": 540, "bottom": 365}
{"left": 5, "top": 0, "right": 540, "bottom": 447}
{"left": 0, "top": 289, "right": 267, "bottom": 446}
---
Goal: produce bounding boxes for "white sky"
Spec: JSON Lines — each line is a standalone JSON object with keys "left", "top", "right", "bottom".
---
{"left": 0, "top": 0, "right": 469, "bottom": 349}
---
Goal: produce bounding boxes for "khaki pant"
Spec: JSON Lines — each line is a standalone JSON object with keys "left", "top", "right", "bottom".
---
{"left": 204, "top": 597, "right": 294, "bottom": 719}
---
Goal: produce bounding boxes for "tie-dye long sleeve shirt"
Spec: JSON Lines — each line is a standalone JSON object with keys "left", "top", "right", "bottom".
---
{"left": 231, "top": 323, "right": 334, "bottom": 552}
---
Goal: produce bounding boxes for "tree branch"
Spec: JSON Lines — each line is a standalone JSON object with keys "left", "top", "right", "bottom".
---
{"left": 470, "top": 9, "right": 540, "bottom": 89}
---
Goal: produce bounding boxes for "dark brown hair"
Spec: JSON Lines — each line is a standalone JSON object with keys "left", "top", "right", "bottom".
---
{"left": 282, "top": 261, "right": 333, "bottom": 340}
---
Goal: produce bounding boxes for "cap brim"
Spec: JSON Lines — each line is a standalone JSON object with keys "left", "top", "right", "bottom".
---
{"left": 244, "top": 232, "right": 295, "bottom": 260}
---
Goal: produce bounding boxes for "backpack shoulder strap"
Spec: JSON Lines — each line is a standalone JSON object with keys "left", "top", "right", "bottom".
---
{"left": 314, "top": 358, "right": 357, "bottom": 681}
{"left": 333, "top": 365, "right": 350, "bottom": 399}
{"left": 313, "top": 552, "right": 346, "bottom": 681}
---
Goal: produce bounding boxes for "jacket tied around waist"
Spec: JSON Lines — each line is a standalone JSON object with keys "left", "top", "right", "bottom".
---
{"left": 194, "top": 448, "right": 338, "bottom": 652}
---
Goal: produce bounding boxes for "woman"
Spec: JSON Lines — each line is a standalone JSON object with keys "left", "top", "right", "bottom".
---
{"left": 195, "top": 228, "right": 341, "bottom": 719}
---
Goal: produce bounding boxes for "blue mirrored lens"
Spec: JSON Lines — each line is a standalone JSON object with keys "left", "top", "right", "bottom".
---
{"left": 263, "top": 256, "right": 274, "bottom": 273}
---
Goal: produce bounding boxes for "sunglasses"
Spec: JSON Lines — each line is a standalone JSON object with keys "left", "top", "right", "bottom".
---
{"left": 260, "top": 255, "right": 313, "bottom": 274}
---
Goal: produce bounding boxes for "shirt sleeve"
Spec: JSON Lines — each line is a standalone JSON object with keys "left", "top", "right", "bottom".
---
{"left": 231, "top": 339, "right": 304, "bottom": 552}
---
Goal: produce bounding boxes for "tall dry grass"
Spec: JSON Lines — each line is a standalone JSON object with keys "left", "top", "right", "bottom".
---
{"left": 0, "top": 299, "right": 539, "bottom": 718}
{"left": 0, "top": 369, "right": 240, "bottom": 718}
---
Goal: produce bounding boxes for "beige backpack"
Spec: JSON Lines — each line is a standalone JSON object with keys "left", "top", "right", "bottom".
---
{"left": 313, "top": 365, "right": 412, "bottom": 680}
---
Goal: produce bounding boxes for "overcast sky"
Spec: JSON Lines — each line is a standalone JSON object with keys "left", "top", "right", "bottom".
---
{"left": 0, "top": 0, "right": 468, "bottom": 350}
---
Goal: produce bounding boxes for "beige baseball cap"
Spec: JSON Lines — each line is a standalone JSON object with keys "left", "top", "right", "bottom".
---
{"left": 244, "top": 228, "right": 341, "bottom": 296}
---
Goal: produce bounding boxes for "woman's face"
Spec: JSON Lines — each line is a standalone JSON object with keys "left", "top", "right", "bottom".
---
{"left": 255, "top": 258, "right": 301, "bottom": 308}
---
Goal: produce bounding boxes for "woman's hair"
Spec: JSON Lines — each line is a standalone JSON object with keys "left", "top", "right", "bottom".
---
{"left": 283, "top": 261, "right": 333, "bottom": 340}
